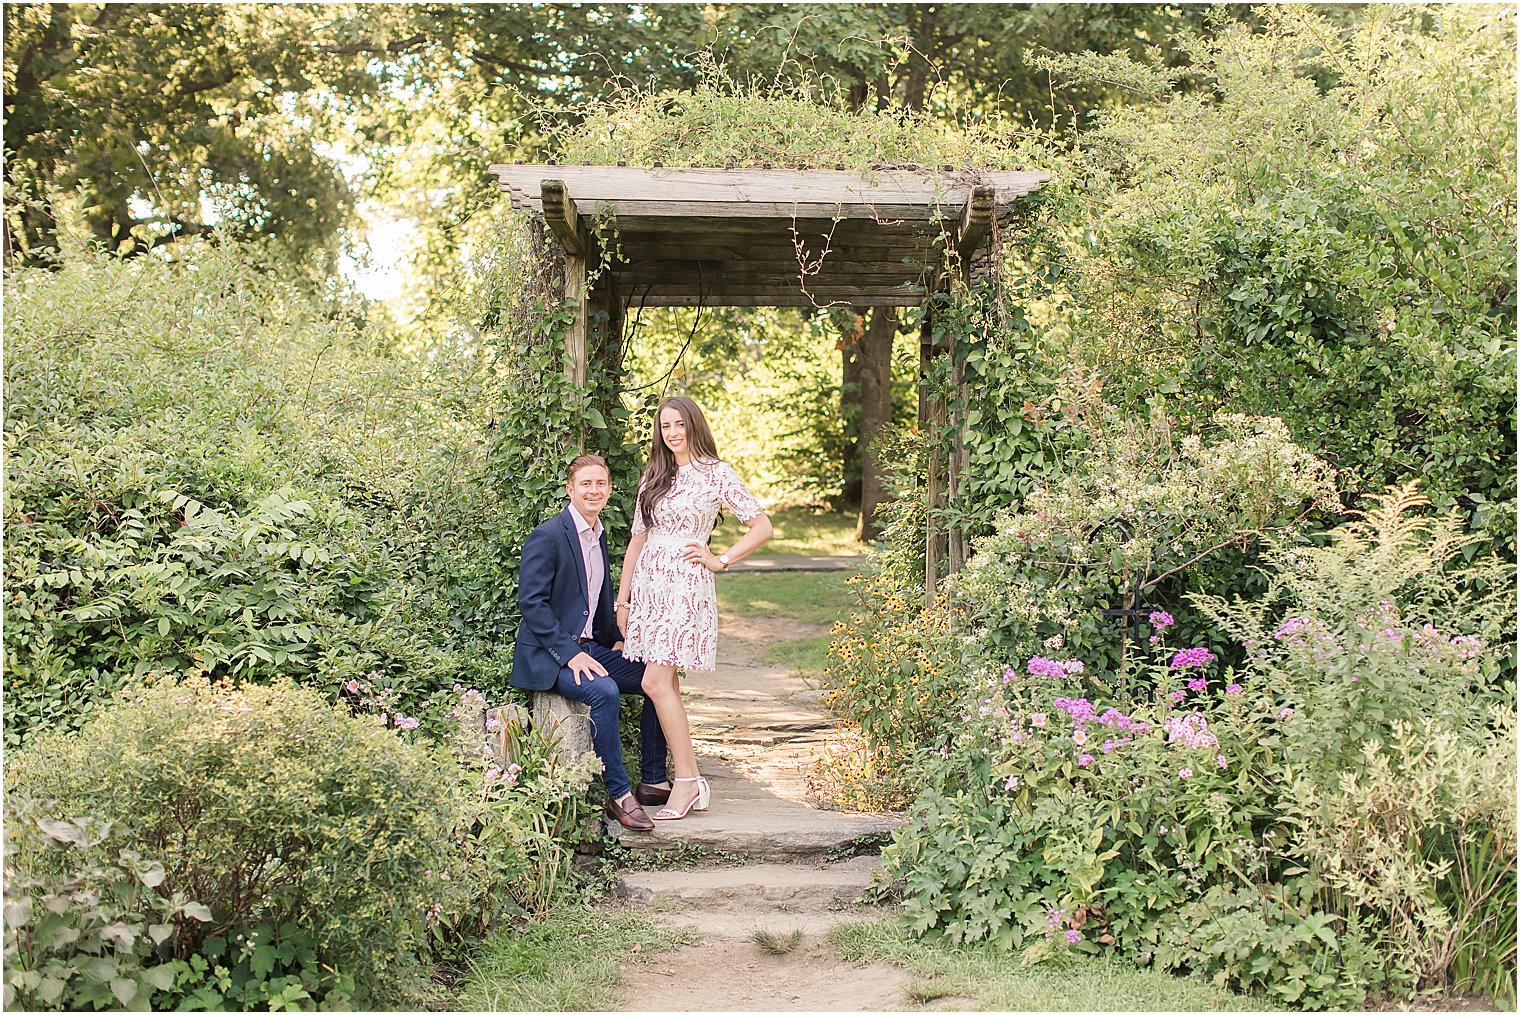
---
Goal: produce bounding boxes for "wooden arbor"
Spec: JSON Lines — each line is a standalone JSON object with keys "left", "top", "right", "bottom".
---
{"left": 486, "top": 164, "right": 1050, "bottom": 594}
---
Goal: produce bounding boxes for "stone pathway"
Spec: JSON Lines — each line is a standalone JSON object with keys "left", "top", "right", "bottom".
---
{"left": 609, "top": 602, "right": 909, "bottom": 1011}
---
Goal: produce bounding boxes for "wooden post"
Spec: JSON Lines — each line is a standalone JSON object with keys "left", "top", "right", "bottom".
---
{"left": 564, "top": 254, "right": 588, "bottom": 389}
{"left": 542, "top": 180, "right": 589, "bottom": 389}
{"left": 920, "top": 284, "right": 950, "bottom": 601}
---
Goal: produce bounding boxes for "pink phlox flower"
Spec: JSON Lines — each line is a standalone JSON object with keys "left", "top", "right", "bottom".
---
{"left": 1187, "top": 677, "right": 1207, "bottom": 692}
{"left": 1168, "top": 689, "right": 1186, "bottom": 704}
{"left": 394, "top": 714, "right": 420, "bottom": 731}
{"left": 1148, "top": 610, "right": 1175, "bottom": 629}
{"left": 1216, "top": 754, "right": 1228, "bottom": 769}
{"left": 1052, "top": 697, "right": 1098, "bottom": 724}
{"left": 1077, "top": 753, "right": 1094, "bottom": 767}
{"left": 1065, "top": 929, "right": 1083, "bottom": 944}
{"left": 1225, "top": 683, "right": 1243, "bottom": 695}
{"left": 1277, "top": 707, "right": 1295, "bottom": 720}
{"left": 1170, "top": 647, "right": 1217, "bottom": 669}
{"left": 1163, "top": 713, "right": 1219, "bottom": 749}
{"left": 1027, "top": 656, "right": 1085, "bottom": 679}
{"left": 1002, "top": 666, "right": 1017, "bottom": 685}
{"left": 1178, "top": 767, "right": 1194, "bottom": 779}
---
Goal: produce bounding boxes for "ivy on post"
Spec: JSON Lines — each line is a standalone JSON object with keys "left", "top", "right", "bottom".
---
{"left": 945, "top": 186, "right": 997, "bottom": 578}
{"left": 541, "top": 179, "right": 590, "bottom": 392}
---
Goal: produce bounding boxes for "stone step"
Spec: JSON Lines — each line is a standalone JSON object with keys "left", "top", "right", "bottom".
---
{"left": 617, "top": 857, "right": 883, "bottom": 912}
{"left": 608, "top": 762, "right": 900, "bottom": 858}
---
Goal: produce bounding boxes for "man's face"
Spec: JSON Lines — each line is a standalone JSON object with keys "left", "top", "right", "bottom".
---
{"left": 567, "top": 464, "right": 611, "bottom": 521}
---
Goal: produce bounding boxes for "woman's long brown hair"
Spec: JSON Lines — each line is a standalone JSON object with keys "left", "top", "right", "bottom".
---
{"left": 638, "top": 395, "right": 722, "bottom": 531}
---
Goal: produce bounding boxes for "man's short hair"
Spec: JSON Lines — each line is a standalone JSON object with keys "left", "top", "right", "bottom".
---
{"left": 567, "top": 454, "right": 609, "bottom": 483}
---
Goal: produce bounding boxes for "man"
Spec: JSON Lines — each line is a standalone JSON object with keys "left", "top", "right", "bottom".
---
{"left": 510, "top": 454, "right": 669, "bottom": 831}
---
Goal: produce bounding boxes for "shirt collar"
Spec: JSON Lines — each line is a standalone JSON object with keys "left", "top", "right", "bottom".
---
{"left": 567, "top": 504, "right": 602, "bottom": 540}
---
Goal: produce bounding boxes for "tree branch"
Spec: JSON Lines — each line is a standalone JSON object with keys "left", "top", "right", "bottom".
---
{"left": 312, "top": 32, "right": 427, "bottom": 56}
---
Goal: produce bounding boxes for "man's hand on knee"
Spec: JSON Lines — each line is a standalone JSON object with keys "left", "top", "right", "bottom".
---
{"left": 568, "top": 650, "right": 609, "bottom": 685}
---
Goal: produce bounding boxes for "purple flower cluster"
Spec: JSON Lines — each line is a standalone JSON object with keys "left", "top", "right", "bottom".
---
{"left": 1051, "top": 697, "right": 1148, "bottom": 733}
{"left": 1026, "top": 656, "right": 1086, "bottom": 679}
{"left": 1186, "top": 677, "right": 1208, "bottom": 692}
{"left": 1148, "top": 610, "right": 1176, "bottom": 629}
{"left": 1170, "top": 647, "right": 1217, "bottom": 669}
{"left": 1163, "top": 712, "right": 1220, "bottom": 749}
{"left": 1273, "top": 616, "right": 1318, "bottom": 641}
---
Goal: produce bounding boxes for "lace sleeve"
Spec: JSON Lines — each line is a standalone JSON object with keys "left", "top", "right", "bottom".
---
{"left": 630, "top": 477, "right": 648, "bottom": 536}
{"left": 718, "top": 462, "right": 764, "bottom": 523}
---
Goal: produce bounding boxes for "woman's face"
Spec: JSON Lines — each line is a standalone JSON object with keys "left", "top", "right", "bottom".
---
{"left": 659, "top": 406, "right": 688, "bottom": 456}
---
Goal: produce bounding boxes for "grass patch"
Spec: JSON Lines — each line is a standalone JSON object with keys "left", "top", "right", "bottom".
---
{"left": 715, "top": 505, "right": 860, "bottom": 557}
{"left": 828, "top": 919, "right": 1278, "bottom": 1012}
{"left": 753, "top": 928, "right": 806, "bottom": 954}
{"left": 717, "top": 571, "right": 855, "bottom": 626}
{"left": 762, "top": 635, "right": 831, "bottom": 682}
{"left": 454, "top": 905, "right": 695, "bottom": 1011}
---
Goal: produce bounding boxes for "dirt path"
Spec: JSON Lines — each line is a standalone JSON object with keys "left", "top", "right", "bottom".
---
{"left": 613, "top": 604, "right": 912, "bottom": 1012}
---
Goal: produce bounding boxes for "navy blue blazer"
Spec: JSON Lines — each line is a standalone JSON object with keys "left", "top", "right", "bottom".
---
{"left": 510, "top": 508, "right": 621, "bottom": 691}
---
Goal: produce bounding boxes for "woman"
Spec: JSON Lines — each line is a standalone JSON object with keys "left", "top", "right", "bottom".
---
{"left": 616, "top": 396, "right": 773, "bottom": 820}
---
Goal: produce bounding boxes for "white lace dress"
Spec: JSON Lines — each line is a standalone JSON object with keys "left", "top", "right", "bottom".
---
{"left": 623, "top": 459, "right": 764, "bottom": 672}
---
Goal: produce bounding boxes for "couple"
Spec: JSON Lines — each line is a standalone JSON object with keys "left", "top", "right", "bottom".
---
{"left": 509, "top": 396, "right": 773, "bottom": 830}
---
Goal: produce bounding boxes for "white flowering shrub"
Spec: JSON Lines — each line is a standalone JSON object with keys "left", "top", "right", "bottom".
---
{"left": 954, "top": 403, "right": 1338, "bottom": 676}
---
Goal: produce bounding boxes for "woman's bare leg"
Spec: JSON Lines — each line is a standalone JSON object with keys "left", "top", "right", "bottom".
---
{"left": 642, "top": 663, "right": 702, "bottom": 812}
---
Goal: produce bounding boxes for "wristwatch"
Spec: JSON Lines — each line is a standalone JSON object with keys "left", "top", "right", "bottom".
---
{"left": 718, "top": 553, "right": 731, "bottom": 571}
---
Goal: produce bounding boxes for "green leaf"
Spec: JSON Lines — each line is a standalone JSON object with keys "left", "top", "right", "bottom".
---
{"left": 140, "top": 964, "right": 178, "bottom": 992}
{"left": 110, "top": 978, "right": 138, "bottom": 1005}
{"left": 181, "top": 901, "right": 213, "bottom": 922}
{"left": 584, "top": 407, "right": 607, "bottom": 429}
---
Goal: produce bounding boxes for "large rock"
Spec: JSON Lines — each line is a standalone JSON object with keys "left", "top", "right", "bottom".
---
{"left": 530, "top": 691, "right": 593, "bottom": 759}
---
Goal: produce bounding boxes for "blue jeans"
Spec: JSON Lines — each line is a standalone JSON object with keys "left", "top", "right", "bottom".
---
{"left": 551, "top": 641, "right": 666, "bottom": 800}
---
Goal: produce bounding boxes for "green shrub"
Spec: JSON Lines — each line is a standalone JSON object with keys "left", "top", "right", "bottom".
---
{"left": 6, "top": 677, "right": 480, "bottom": 1006}
{"left": 953, "top": 403, "right": 1338, "bottom": 677}
{"left": 1282, "top": 713, "right": 1517, "bottom": 1002}
{"left": 871, "top": 483, "right": 1515, "bottom": 1008}
{"left": 3, "top": 241, "right": 505, "bottom": 746}
{"left": 3, "top": 808, "right": 207, "bottom": 1012}
{"left": 1192, "top": 483, "right": 1515, "bottom": 784}
{"left": 1022, "top": 4, "right": 1516, "bottom": 556}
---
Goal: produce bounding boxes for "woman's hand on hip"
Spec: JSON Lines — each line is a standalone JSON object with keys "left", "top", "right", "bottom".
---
{"left": 681, "top": 541, "right": 721, "bottom": 572}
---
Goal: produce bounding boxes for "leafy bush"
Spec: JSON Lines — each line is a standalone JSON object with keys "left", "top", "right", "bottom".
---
{"left": 3, "top": 809, "right": 208, "bottom": 1012}
{"left": 3, "top": 241, "right": 504, "bottom": 746}
{"left": 953, "top": 404, "right": 1338, "bottom": 675}
{"left": 1193, "top": 483, "right": 1515, "bottom": 782}
{"left": 1021, "top": 4, "right": 1516, "bottom": 557}
{"left": 1283, "top": 714, "right": 1516, "bottom": 1002}
{"left": 6, "top": 677, "right": 480, "bottom": 1006}
{"left": 862, "top": 484, "right": 1516, "bottom": 1008}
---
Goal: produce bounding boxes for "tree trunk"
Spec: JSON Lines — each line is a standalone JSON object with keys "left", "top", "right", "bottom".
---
{"left": 855, "top": 306, "right": 896, "bottom": 542}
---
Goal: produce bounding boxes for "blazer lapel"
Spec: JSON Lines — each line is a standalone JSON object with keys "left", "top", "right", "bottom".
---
{"left": 559, "top": 509, "right": 589, "bottom": 611}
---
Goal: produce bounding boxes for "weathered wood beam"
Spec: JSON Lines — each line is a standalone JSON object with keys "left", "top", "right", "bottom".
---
{"left": 613, "top": 290, "right": 926, "bottom": 308}
{"left": 540, "top": 180, "right": 584, "bottom": 256}
{"left": 955, "top": 185, "right": 996, "bottom": 257}
{"left": 564, "top": 253, "right": 588, "bottom": 390}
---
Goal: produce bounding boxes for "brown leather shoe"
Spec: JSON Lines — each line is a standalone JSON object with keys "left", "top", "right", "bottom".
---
{"left": 605, "top": 794, "right": 654, "bottom": 831}
{"left": 634, "top": 782, "right": 671, "bottom": 807}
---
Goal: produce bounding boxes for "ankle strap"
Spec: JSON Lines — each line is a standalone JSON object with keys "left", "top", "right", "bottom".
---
{"left": 671, "top": 776, "right": 701, "bottom": 782}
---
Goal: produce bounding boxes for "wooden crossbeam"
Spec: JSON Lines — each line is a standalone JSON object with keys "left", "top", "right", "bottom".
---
{"left": 955, "top": 186, "right": 996, "bottom": 256}
{"left": 540, "top": 179, "right": 584, "bottom": 256}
